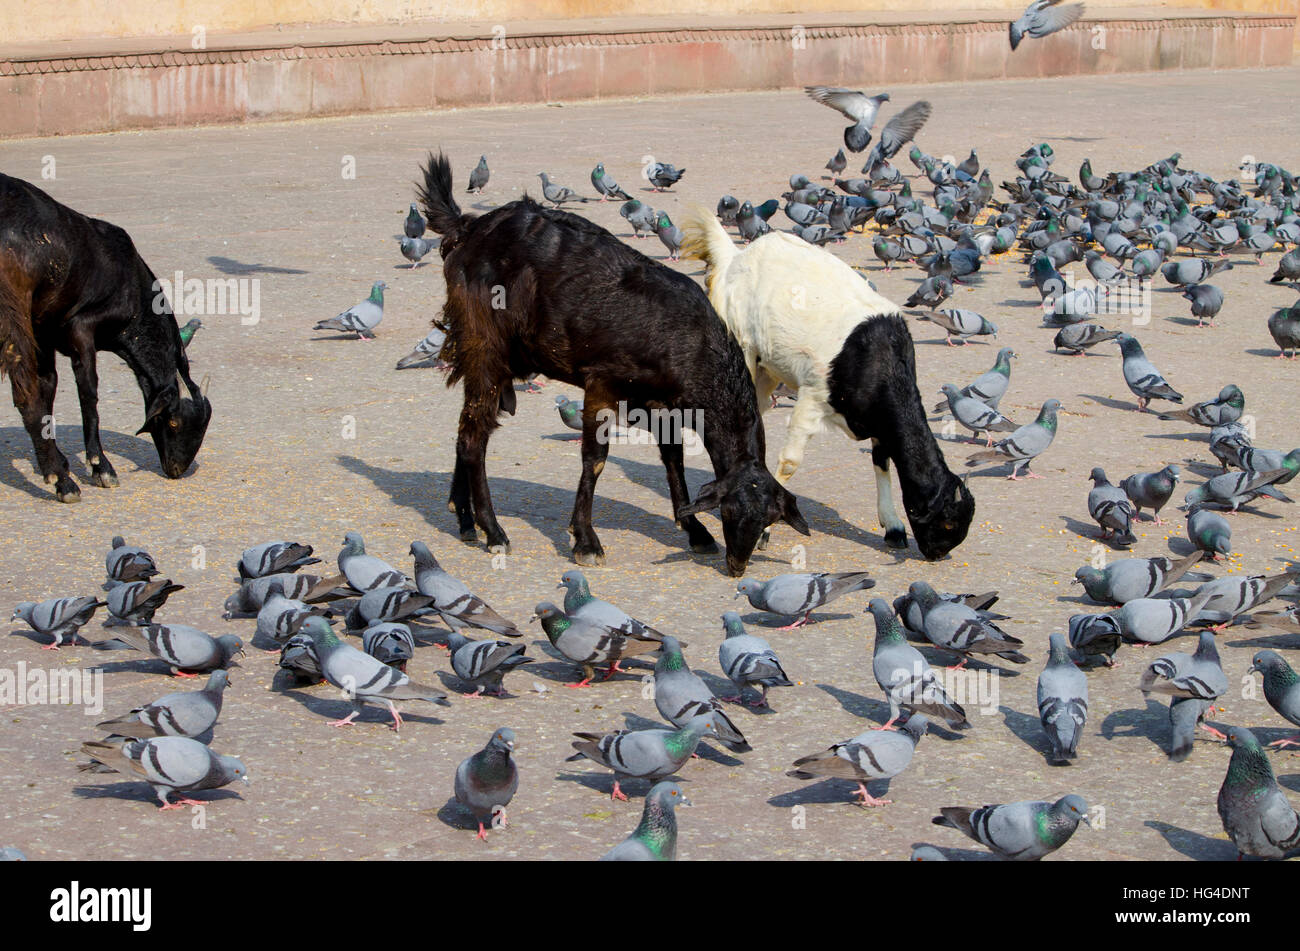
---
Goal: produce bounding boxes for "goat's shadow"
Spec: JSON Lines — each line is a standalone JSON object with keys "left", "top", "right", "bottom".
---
{"left": 0, "top": 424, "right": 165, "bottom": 501}
{"left": 206, "top": 256, "right": 308, "bottom": 275}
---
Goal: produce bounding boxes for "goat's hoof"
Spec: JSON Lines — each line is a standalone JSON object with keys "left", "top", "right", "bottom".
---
{"left": 487, "top": 541, "right": 511, "bottom": 556}
{"left": 690, "top": 539, "right": 719, "bottom": 555}
{"left": 459, "top": 529, "right": 481, "bottom": 545}
{"left": 573, "top": 547, "right": 606, "bottom": 567}
{"left": 90, "top": 470, "right": 118, "bottom": 488}
{"left": 883, "top": 528, "right": 909, "bottom": 549}
{"left": 446, "top": 500, "right": 457, "bottom": 513}
{"left": 755, "top": 529, "right": 772, "bottom": 551}
{"left": 56, "top": 486, "right": 82, "bottom": 504}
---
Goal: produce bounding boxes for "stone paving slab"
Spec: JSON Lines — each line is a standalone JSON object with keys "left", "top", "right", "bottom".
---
{"left": 0, "top": 67, "right": 1297, "bottom": 860}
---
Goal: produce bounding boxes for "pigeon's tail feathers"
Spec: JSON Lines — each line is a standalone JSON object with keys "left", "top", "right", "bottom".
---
{"left": 679, "top": 205, "right": 740, "bottom": 301}
{"left": 78, "top": 740, "right": 131, "bottom": 774}
{"left": 996, "top": 650, "right": 1032, "bottom": 665}
{"left": 1163, "top": 550, "right": 1204, "bottom": 589}
{"left": 384, "top": 680, "right": 451, "bottom": 706}
{"left": 933, "top": 807, "right": 976, "bottom": 834}
{"left": 418, "top": 151, "right": 472, "bottom": 241}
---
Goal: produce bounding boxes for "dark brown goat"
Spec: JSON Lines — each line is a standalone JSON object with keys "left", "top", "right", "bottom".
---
{"left": 0, "top": 174, "right": 211, "bottom": 502}
{"left": 418, "top": 152, "right": 807, "bottom": 575}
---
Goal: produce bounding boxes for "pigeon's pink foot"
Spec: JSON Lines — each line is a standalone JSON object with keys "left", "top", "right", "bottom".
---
{"left": 853, "top": 784, "right": 893, "bottom": 807}
{"left": 871, "top": 718, "right": 899, "bottom": 732}
{"left": 777, "top": 614, "right": 810, "bottom": 631}
{"left": 387, "top": 702, "right": 404, "bottom": 733}
{"left": 476, "top": 823, "right": 489, "bottom": 841}
{"left": 611, "top": 782, "right": 629, "bottom": 803}
{"left": 946, "top": 658, "right": 969, "bottom": 671}
{"left": 718, "top": 694, "right": 743, "bottom": 704}
{"left": 1024, "top": 471, "right": 1045, "bottom": 480}
{"left": 565, "top": 678, "right": 593, "bottom": 689}
{"left": 41, "top": 643, "right": 61, "bottom": 651}
{"left": 601, "top": 661, "right": 628, "bottom": 681}
{"left": 462, "top": 688, "right": 485, "bottom": 698}
{"left": 1268, "top": 735, "right": 1300, "bottom": 749}
{"left": 161, "top": 797, "right": 208, "bottom": 810}
{"left": 172, "top": 670, "right": 199, "bottom": 679}
{"left": 330, "top": 712, "right": 360, "bottom": 728}
{"left": 1201, "top": 723, "right": 1228, "bottom": 741}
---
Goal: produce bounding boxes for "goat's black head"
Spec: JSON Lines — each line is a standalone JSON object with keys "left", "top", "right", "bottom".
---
{"left": 137, "top": 371, "right": 212, "bottom": 478}
{"left": 677, "top": 461, "right": 809, "bottom": 576}
{"left": 906, "top": 474, "right": 975, "bottom": 560}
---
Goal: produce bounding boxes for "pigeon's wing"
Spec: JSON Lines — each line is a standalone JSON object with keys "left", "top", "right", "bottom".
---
{"left": 805, "top": 86, "right": 874, "bottom": 122}
{"left": 1028, "top": 0, "right": 1085, "bottom": 38}
{"left": 875, "top": 102, "right": 932, "bottom": 159}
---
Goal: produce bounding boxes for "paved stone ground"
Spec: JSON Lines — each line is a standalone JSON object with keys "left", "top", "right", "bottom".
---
{"left": 1, "top": 67, "right": 1298, "bottom": 861}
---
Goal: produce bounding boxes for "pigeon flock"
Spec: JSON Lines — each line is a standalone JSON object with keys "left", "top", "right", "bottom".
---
{"left": 7, "top": 28, "right": 1300, "bottom": 864}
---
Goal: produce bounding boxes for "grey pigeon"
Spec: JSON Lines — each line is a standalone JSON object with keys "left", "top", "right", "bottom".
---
{"left": 299, "top": 615, "right": 449, "bottom": 731}
{"left": 411, "top": 542, "right": 521, "bottom": 636}
{"left": 96, "top": 623, "right": 244, "bottom": 676}
{"left": 932, "top": 347, "right": 1015, "bottom": 412}
{"left": 1087, "top": 467, "right": 1136, "bottom": 547}
{"left": 1038, "top": 633, "right": 1087, "bottom": 764}
{"left": 1193, "top": 572, "right": 1295, "bottom": 628}
{"left": 620, "top": 199, "right": 657, "bottom": 238}
{"left": 933, "top": 795, "right": 1090, "bottom": 860}
{"left": 237, "top": 541, "right": 319, "bottom": 579}
{"left": 1116, "top": 334, "right": 1182, "bottom": 411}
{"left": 904, "top": 274, "right": 953, "bottom": 311}
{"left": 11, "top": 596, "right": 106, "bottom": 649}
{"left": 567, "top": 715, "right": 718, "bottom": 801}
{"left": 1010, "top": 0, "right": 1085, "bottom": 49}
{"left": 533, "top": 602, "right": 661, "bottom": 686}
{"left": 825, "top": 148, "right": 847, "bottom": 175}
{"left": 361, "top": 622, "right": 415, "bottom": 671}
{"left": 1269, "top": 248, "right": 1300, "bottom": 285}
{"left": 923, "top": 309, "right": 997, "bottom": 346}
{"left": 601, "top": 781, "right": 691, "bottom": 861}
{"left": 804, "top": 86, "right": 891, "bottom": 153}
{"left": 343, "top": 585, "right": 436, "bottom": 631}
{"left": 445, "top": 629, "right": 533, "bottom": 697}
{"left": 655, "top": 211, "right": 683, "bottom": 261}
{"left": 863, "top": 100, "right": 932, "bottom": 168}
{"left": 454, "top": 727, "right": 518, "bottom": 840}
{"left": 716, "top": 195, "right": 740, "bottom": 224}
{"left": 1211, "top": 725, "right": 1300, "bottom": 859}
{"left": 736, "top": 201, "right": 772, "bottom": 242}
{"left": 404, "top": 202, "right": 426, "bottom": 238}
{"left": 314, "top": 281, "right": 385, "bottom": 339}
{"left": 278, "top": 633, "right": 322, "bottom": 684}
{"left": 735, "top": 571, "right": 875, "bottom": 628}
{"left": 399, "top": 236, "right": 438, "bottom": 266}
{"left": 1267, "top": 303, "right": 1300, "bottom": 358}
{"left": 466, "top": 155, "right": 490, "bottom": 194}
{"left": 78, "top": 736, "right": 248, "bottom": 809}
{"left": 869, "top": 598, "right": 969, "bottom": 730}
{"left": 783, "top": 200, "right": 828, "bottom": 227}
{"left": 1067, "top": 612, "right": 1123, "bottom": 667}
{"left": 1071, "top": 550, "right": 1203, "bottom": 605}
{"left": 1251, "top": 651, "right": 1300, "bottom": 748}
{"left": 910, "top": 845, "right": 947, "bottom": 861}
{"left": 909, "top": 581, "right": 1029, "bottom": 665}
{"left": 1184, "top": 468, "right": 1292, "bottom": 511}
{"left": 1162, "top": 257, "right": 1231, "bottom": 287}
{"left": 717, "top": 612, "right": 792, "bottom": 707}
{"left": 1209, "top": 421, "right": 1252, "bottom": 471}
{"left": 105, "top": 535, "right": 158, "bottom": 587}
{"left": 104, "top": 578, "right": 184, "bottom": 627}
{"left": 646, "top": 163, "right": 685, "bottom": 191}
{"left": 257, "top": 581, "right": 326, "bottom": 645}
{"left": 1119, "top": 465, "right": 1180, "bottom": 524}
{"left": 558, "top": 570, "right": 671, "bottom": 645}
{"left": 965, "top": 398, "right": 1060, "bottom": 480}
{"left": 1115, "top": 589, "right": 1214, "bottom": 645}
{"left": 891, "top": 590, "right": 1007, "bottom": 645}
{"left": 1158, "top": 384, "right": 1243, "bottom": 427}
{"left": 1182, "top": 284, "right": 1225, "bottom": 327}
{"left": 787, "top": 714, "right": 928, "bottom": 806}
{"left": 222, "top": 572, "right": 341, "bottom": 618}
{"left": 941, "top": 381, "right": 1019, "bottom": 446}
{"left": 95, "top": 670, "right": 230, "bottom": 739}
{"left": 653, "top": 636, "right": 750, "bottom": 752}
{"left": 395, "top": 326, "right": 449, "bottom": 370}
{"left": 1140, "top": 631, "right": 1227, "bottom": 761}
{"left": 591, "top": 163, "right": 631, "bottom": 201}
{"left": 537, "top": 172, "right": 586, "bottom": 207}
{"left": 1187, "top": 507, "right": 1232, "bottom": 560}
{"left": 1235, "top": 448, "right": 1300, "bottom": 486}
{"left": 177, "top": 318, "right": 201, "bottom": 349}
{"left": 1053, "top": 322, "right": 1122, "bottom": 355}
{"left": 555, "top": 394, "right": 583, "bottom": 433}
{"left": 338, "top": 531, "right": 410, "bottom": 592}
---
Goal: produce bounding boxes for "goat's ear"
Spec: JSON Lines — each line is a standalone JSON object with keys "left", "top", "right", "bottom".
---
{"left": 135, "top": 388, "right": 174, "bottom": 435}
{"left": 677, "top": 480, "right": 723, "bottom": 519}
{"left": 780, "top": 487, "right": 811, "bottom": 536}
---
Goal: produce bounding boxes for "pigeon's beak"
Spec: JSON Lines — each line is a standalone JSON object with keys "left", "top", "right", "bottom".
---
{"left": 555, "top": 582, "right": 565, "bottom": 590}
{"left": 529, "top": 613, "right": 540, "bottom": 624}
{"left": 679, "top": 796, "right": 694, "bottom": 808}
{"left": 240, "top": 775, "right": 251, "bottom": 786}
{"left": 1080, "top": 813, "right": 1093, "bottom": 829}
{"left": 1069, "top": 578, "right": 1081, "bottom": 585}
{"left": 733, "top": 591, "right": 743, "bottom": 600}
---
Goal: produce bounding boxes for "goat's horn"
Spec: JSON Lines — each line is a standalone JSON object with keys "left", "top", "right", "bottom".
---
{"left": 175, "top": 369, "right": 190, "bottom": 397}
{"left": 199, "top": 374, "right": 210, "bottom": 399}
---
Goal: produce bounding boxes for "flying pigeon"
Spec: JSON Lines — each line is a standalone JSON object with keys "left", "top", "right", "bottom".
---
{"left": 1009, "top": 1, "right": 1085, "bottom": 50}
{"left": 804, "top": 87, "right": 891, "bottom": 153}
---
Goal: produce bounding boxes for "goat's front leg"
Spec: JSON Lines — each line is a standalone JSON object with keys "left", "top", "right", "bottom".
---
{"left": 12, "top": 357, "right": 78, "bottom": 503}
{"left": 68, "top": 339, "right": 117, "bottom": 488}
{"left": 569, "top": 396, "right": 613, "bottom": 566}
{"left": 774, "top": 390, "right": 823, "bottom": 484}
{"left": 658, "top": 416, "right": 718, "bottom": 554}
{"left": 872, "top": 438, "right": 908, "bottom": 549}
{"left": 452, "top": 391, "right": 509, "bottom": 554}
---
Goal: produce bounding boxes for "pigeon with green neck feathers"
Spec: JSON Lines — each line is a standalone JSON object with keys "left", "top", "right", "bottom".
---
{"left": 404, "top": 202, "right": 426, "bottom": 238}
{"left": 601, "top": 782, "right": 691, "bottom": 860}
{"left": 869, "top": 598, "right": 968, "bottom": 730}
{"left": 932, "top": 347, "right": 1015, "bottom": 413}
{"left": 314, "top": 281, "right": 385, "bottom": 340}
{"left": 298, "top": 615, "right": 448, "bottom": 732}
{"left": 652, "top": 635, "right": 750, "bottom": 752}
{"left": 933, "top": 794, "right": 1091, "bottom": 860}
{"left": 532, "top": 602, "right": 662, "bottom": 687}
{"left": 337, "top": 531, "right": 409, "bottom": 592}
{"left": 1209, "top": 725, "right": 1300, "bottom": 859}
{"left": 620, "top": 199, "right": 656, "bottom": 238}
{"left": 1119, "top": 465, "right": 1180, "bottom": 525}
{"left": 1187, "top": 507, "right": 1232, "bottom": 560}
{"left": 1071, "top": 550, "right": 1204, "bottom": 606}
{"left": 466, "top": 155, "right": 489, "bottom": 194}
{"left": 1236, "top": 447, "right": 1300, "bottom": 486}
{"left": 1250, "top": 651, "right": 1300, "bottom": 749}
{"left": 1116, "top": 334, "right": 1182, "bottom": 412}
{"left": 655, "top": 211, "right": 683, "bottom": 261}
{"left": 908, "top": 581, "right": 1029, "bottom": 666}
{"left": 558, "top": 570, "right": 672, "bottom": 644}
{"left": 1183, "top": 468, "right": 1292, "bottom": 512}
{"left": 965, "top": 398, "right": 1060, "bottom": 480}
{"left": 1267, "top": 303, "right": 1300, "bottom": 358}
{"left": 567, "top": 715, "right": 718, "bottom": 801}
{"left": 1158, "top": 384, "right": 1243, "bottom": 427}
{"left": 717, "top": 612, "right": 792, "bottom": 708}
{"left": 787, "top": 713, "right": 928, "bottom": 807}
{"left": 555, "top": 395, "right": 583, "bottom": 437}
{"left": 590, "top": 163, "right": 631, "bottom": 202}
{"left": 454, "top": 728, "right": 518, "bottom": 840}
{"left": 177, "top": 318, "right": 201, "bottom": 349}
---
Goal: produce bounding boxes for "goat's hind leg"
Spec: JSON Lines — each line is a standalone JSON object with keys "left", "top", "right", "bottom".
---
{"left": 10, "top": 354, "right": 78, "bottom": 502}
{"left": 872, "top": 438, "right": 908, "bottom": 549}
{"left": 658, "top": 414, "right": 717, "bottom": 554}
{"left": 68, "top": 337, "right": 117, "bottom": 488}
{"left": 568, "top": 396, "right": 613, "bottom": 566}
{"left": 452, "top": 389, "right": 510, "bottom": 554}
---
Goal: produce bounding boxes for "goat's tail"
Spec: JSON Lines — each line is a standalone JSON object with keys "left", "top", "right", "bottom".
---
{"left": 0, "top": 278, "right": 38, "bottom": 404}
{"left": 417, "top": 151, "right": 472, "bottom": 241}
{"left": 679, "top": 205, "right": 738, "bottom": 298}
